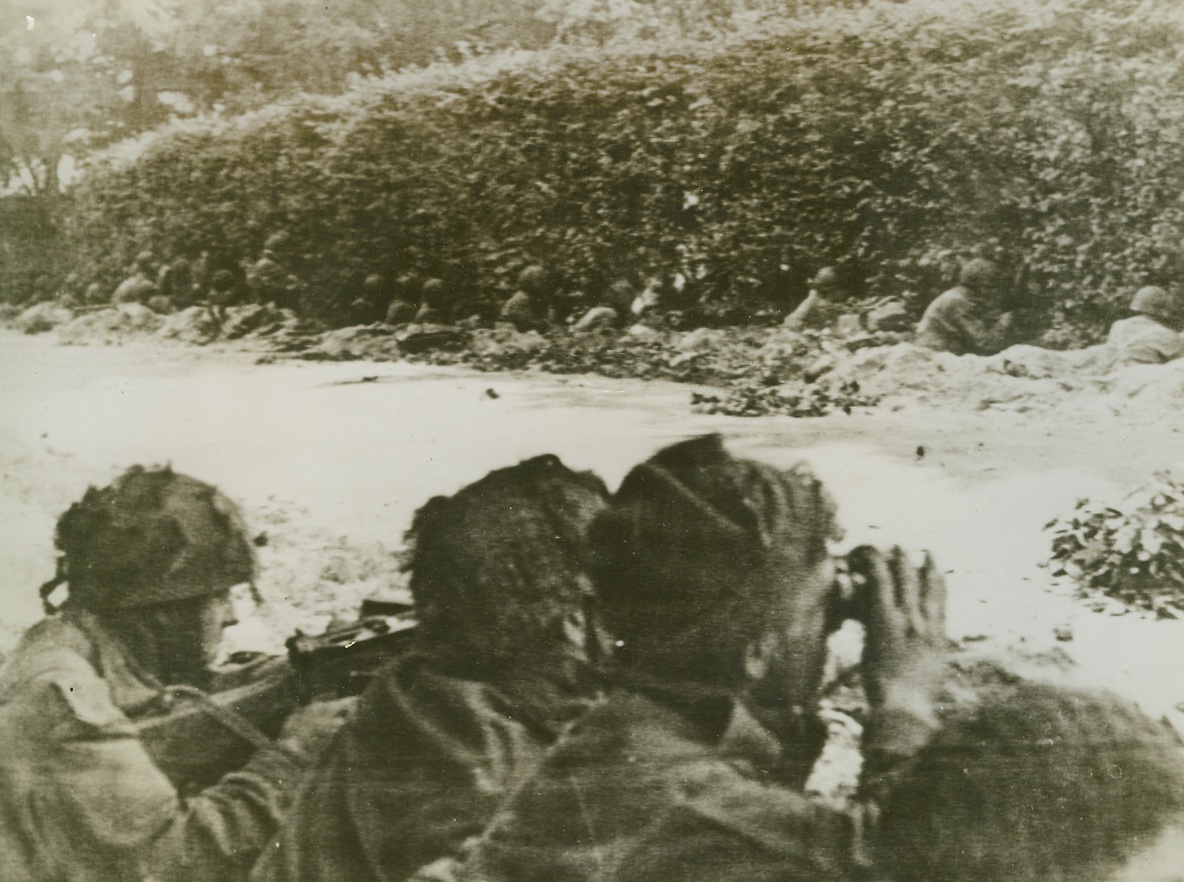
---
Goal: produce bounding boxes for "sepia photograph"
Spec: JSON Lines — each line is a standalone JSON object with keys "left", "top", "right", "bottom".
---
{"left": 2, "top": 1, "right": 1184, "bottom": 879}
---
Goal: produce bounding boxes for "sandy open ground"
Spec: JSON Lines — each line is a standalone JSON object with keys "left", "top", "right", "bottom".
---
{"left": 2, "top": 329, "right": 1183, "bottom": 726}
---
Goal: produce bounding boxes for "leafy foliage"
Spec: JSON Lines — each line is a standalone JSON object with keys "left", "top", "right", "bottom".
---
{"left": 7, "top": 0, "right": 1184, "bottom": 346}
{"left": 691, "top": 378, "right": 876, "bottom": 418}
{"left": 1047, "top": 474, "right": 1184, "bottom": 617}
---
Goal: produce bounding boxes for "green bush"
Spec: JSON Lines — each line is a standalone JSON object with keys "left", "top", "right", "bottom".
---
{"left": 0, "top": 196, "right": 64, "bottom": 305}
{"left": 1047, "top": 474, "right": 1184, "bottom": 617}
{"left": 35, "top": 0, "right": 1184, "bottom": 340}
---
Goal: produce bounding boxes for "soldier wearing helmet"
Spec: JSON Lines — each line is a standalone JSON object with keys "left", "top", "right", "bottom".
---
{"left": 112, "top": 251, "right": 161, "bottom": 306}
{"left": 784, "top": 266, "right": 847, "bottom": 331}
{"left": 1107, "top": 286, "right": 1184, "bottom": 366}
{"left": 452, "top": 436, "right": 951, "bottom": 882}
{"left": 500, "top": 265, "right": 554, "bottom": 332}
{"left": 413, "top": 277, "right": 451, "bottom": 325}
{"left": 0, "top": 467, "right": 351, "bottom": 882}
{"left": 916, "top": 258, "right": 1016, "bottom": 355}
{"left": 383, "top": 272, "right": 421, "bottom": 326}
{"left": 346, "top": 273, "right": 392, "bottom": 326}
{"left": 253, "top": 455, "right": 610, "bottom": 882}
{"left": 247, "top": 232, "right": 304, "bottom": 313}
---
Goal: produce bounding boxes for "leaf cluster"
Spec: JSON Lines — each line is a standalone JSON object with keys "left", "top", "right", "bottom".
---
{"left": 1046, "top": 474, "right": 1184, "bottom": 617}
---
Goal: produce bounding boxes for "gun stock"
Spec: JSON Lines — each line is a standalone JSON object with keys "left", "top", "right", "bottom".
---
{"left": 135, "top": 610, "right": 418, "bottom": 792}
{"left": 286, "top": 613, "right": 418, "bottom": 702}
{"left": 137, "top": 655, "right": 298, "bottom": 792}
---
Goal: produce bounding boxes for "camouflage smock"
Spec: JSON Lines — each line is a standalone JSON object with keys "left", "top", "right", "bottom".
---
{"left": 455, "top": 682, "right": 861, "bottom": 882}
{"left": 0, "top": 610, "right": 309, "bottom": 882}
{"left": 250, "top": 651, "right": 597, "bottom": 882}
{"left": 915, "top": 286, "right": 1011, "bottom": 356}
{"left": 1107, "top": 315, "right": 1184, "bottom": 366}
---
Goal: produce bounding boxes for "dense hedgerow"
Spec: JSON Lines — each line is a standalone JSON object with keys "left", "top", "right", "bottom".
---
{"left": 33, "top": 0, "right": 1184, "bottom": 341}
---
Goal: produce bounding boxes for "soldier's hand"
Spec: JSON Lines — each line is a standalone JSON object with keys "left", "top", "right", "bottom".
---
{"left": 851, "top": 545, "right": 948, "bottom": 718}
{"left": 277, "top": 695, "right": 356, "bottom": 762}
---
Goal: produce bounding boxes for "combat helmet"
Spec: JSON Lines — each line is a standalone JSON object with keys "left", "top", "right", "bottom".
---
{"left": 958, "top": 258, "right": 1000, "bottom": 293}
{"left": 589, "top": 434, "right": 841, "bottom": 662}
{"left": 262, "top": 231, "right": 291, "bottom": 257}
{"left": 518, "top": 265, "right": 549, "bottom": 296}
{"left": 405, "top": 455, "right": 608, "bottom": 663}
{"left": 1131, "top": 286, "right": 1182, "bottom": 323}
{"left": 41, "top": 466, "right": 256, "bottom": 613}
{"left": 809, "top": 267, "right": 839, "bottom": 293}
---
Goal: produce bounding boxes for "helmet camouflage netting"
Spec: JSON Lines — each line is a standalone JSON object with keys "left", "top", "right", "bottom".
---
{"left": 405, "top": 454, "right": 609, "bottom": 662}
{"left": 958, "top": 258, "right": 999, "bottom": 292}
{"left": 589, "top": 434, "right": 841, "bottom": 655}
{"left": 46, "top": 466, "right": 256, "bottom": 612}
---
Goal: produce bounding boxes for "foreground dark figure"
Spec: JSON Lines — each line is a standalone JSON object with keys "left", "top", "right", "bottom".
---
{"left": 874, "top": 676, "right": 1184, "bottom": 882}
{"left": 252, "top": 455, "right": 610, "bottom": 882}
{"left": 0, "top": 467, "right": 348, "bottom": 882}
{"left": 453, "top": 435, "right": 949, "bottom": 882}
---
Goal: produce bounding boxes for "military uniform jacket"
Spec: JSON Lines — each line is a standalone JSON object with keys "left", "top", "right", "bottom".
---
{"left": 915, "top": 286, "right": 1010, "bottom": 356}
{"left": 0, "top": 611, "right": 306, "bottom": 882}
{"left": 456, "top": 681, "right": 859, "bottom": 882}
{"left": 1107, "top": 315, "right": 1184, "bottom": 365}
{"left": 250, "top": 651, "right": 597, "bottom": 882}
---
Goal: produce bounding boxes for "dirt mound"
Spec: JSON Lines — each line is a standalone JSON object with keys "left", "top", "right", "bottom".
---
{"left": 259, "top": 321, "right": 1184, "bottom": 421}
{"left": 295, "top": 322, "right": 477, "bottom": 361}
{"left": 222, "top": 304, "right": 299, "bottom": 340}
{"left": 15, "top": 300, "right": 1184, "bottom": 423}
{"left": 987, "top": 343, "right": 1116, "bottom": 380}
{"left": 156, "top": 304, "right": 303, "bottom": 345}
{"left": 826, "top": 342, "right": 1132, "bottom": 413}
{"left": 157, "top": 306, "right": 221, "bottom": 343}
{"left": 301, "top": 324, "right": 402, "bottom": 360}
{"left": 1106, "top": 359, "right": 1184, "bottom": 410}
{"left": 14, "top": 302, "right": 75, "bottom": 334}
{"left": 56, "top": 304, "right": 164, "bottom": 344}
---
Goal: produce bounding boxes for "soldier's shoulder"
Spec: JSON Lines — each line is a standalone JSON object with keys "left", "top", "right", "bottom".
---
{"left": 0, "top": 618, "right": 128, "bottom": 732}
{"left": 933, "top": 286, "right": 973, "bottom": 306}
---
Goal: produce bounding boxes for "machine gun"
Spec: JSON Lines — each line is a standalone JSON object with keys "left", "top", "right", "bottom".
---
{"left": 137, "top": 593, "right": 418, "bottom": 792}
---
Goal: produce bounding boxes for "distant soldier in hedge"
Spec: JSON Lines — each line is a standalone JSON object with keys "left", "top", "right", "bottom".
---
{"left": 384, "top": 273, "right": 420, "bottom": 326}
{"left": 0, "top": 466, "right": 351, "bottom": 882}
{"left": 247, "top": 233, "right": 303, "bottom": 313}
{"left": 208, "top": 269, "right": 238, "bottom": 324}
{"left": 1107, "top": 286, "right": 1184, "bottom": 366}
{"left": 158, "top": 258, "right": 199, "bottom": 311}
{"left": 346, "top": 274, "right": 392, "bottom": 326}
{"left": 915, "top": 258, "right": 1015, "bottom": 356}
{"left": 500, "top": 265, "right": 553, "bottom": 333}
{"left": 783, "top": 267, "right": 846, "bottom": 332}
{"left": 146, "top": 259, "right": 184, "bottom": 314}
{"left": 54, "top": 273, "right": 83, "bottom": 309}
{"left": 83, "top": 281, "right": 105, "bottom": 307}
{"left": 113, "top": 252, "right": 161, "bottom": 306}
{"left": 571, "top": 279, "right": 634, "bottom": 333}
{"left": 413, "top": 278, "right": 450, "bottom": 325}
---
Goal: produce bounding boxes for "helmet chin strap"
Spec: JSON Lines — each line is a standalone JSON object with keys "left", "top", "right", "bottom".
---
{"left": 38, "top": 558, "right": 69, "bottom": 614}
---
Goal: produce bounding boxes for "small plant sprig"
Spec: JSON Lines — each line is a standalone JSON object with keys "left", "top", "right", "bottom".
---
{"left": 1046, "top": 474, "right": 1184, "bottom": 618}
